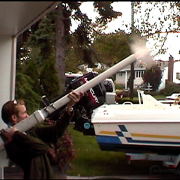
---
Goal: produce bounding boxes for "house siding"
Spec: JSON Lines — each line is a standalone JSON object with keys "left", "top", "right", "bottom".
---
{"left": 115, "top": 59, "right": 175, "bottom": 91}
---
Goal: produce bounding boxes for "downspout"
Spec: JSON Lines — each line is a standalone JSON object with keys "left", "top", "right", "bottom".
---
{"left": 125, "top": 71, "right": 128, "bottom": 89}
{"left": 10, "top": 36, "right": 17, "bottom": 100}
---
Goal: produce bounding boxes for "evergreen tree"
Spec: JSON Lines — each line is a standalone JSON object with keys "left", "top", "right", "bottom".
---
{"left": 143, "top": 65, "right": 162, "bottom": 91}
{"left": 39, "top": 58, "right": 61, "bottom": 100}
{"left": 15, "top": 72, "right": 41, "bottom": 114}
{"left": 23, "top": 11, "right": 56, "bottom": 68}
{"left": 16, "top": 58, "right": 41, "bottom": 114}
{"left": 24, "top": 59, "right": 42, "bottom": 95}
{"left": 20, "top": 11, "right": 61, "bottom": 101}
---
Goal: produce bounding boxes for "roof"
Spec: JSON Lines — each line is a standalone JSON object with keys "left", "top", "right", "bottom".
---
{"left": 0, "top": 1, "right": 60, "bottom": 36}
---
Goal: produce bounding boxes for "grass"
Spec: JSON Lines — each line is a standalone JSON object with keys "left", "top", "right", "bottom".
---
{"left": 66, "top": 94, "right": 168, "bottom": 177}
{"left": 66, "top": 124, "right": 163, "bottom": 177}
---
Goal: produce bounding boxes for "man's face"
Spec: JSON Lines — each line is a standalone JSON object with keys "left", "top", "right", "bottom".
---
{"left": 13, "top": 105, "right": 29, "bottom": 124}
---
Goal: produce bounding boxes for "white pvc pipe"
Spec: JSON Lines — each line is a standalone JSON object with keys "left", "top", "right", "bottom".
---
{"left": 47, "top": 54, "right": 136, "bottom": 113}
{"left": 0, "top": 54, "right": 137, "bottom": 150}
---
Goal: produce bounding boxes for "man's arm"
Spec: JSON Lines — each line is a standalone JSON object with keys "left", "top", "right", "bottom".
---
{"left": 28, "top": 91, "right": 84, "bottom": 144}
{"left": 2, "top": 128, "right": 50, "bottom": 158}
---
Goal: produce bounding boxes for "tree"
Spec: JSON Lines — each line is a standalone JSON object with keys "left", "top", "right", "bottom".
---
{"left": 15, "top": 57, "right": 41, "bottom": 114}
{"left": 24, "top": 59, "right": 42, "bottom": 96}
{"left": 17, "top": 11, "right": 61, "bottom": 102}
{"left": 15, "top": 72, "right": 41, "bottom": 114}
{"left": 127, "top": 2, "right": 180, "bottom": 96}
{"left": 17, "top": 2, "right": 122, "bottom": 98}
{"left": 54, "top": 1, "right": 122, "bottom": 91}
{"left": 39, "top": 58, "right": 61, "bottom": 100}
{"left": 133, "top": 2, "right": 180, "bottom": 58}
{"left": 91, "top": 31, "right": 131, "bottom": 67}
{"left": 143, "top": 64, "right": 162, "bottom": 91}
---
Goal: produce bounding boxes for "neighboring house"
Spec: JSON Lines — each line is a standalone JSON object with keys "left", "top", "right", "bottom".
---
{"left": 115, "top": 61, "right": 146, "bottom": 89}
{"left": 160, "top": 60, "right": 180, "bottom": 90}
{"left": 115, "top": 56, "right": 180, "bottom": 91}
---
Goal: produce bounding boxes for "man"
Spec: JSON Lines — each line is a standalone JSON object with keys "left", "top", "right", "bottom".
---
{"left": 1, "top": 90, "right": 84, "bottom": 179}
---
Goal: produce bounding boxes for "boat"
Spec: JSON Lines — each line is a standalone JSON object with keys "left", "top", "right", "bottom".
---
{"left": 89, "top": 90, "right": 180, "bottom": 156}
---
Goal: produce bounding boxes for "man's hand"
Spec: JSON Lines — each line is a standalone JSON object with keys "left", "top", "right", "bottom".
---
{"left": 68, "top": 90, "right": 84, "bottom": 105}
{"left": 66, "top": 90, "right": 84, "bottom": 114}
{"left": 1, "top": 126, "right": 17, "bottom": 144}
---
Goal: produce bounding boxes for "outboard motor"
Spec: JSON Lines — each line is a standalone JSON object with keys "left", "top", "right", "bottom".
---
{"left": 42, "top": 72, "right": 112, "bottom": 135}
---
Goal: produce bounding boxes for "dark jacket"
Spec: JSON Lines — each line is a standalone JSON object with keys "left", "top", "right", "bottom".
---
{"left": 4, "top": 110, "right": 74, "bottom": 179}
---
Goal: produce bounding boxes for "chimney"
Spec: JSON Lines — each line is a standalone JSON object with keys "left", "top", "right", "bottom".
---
{"left": 168, "top": 55, "right": 174, "bottom": 83}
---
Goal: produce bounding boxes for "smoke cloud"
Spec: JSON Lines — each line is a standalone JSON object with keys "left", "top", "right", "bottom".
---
{"left": 129, "top": 35, "right": 155, "bottom": 69}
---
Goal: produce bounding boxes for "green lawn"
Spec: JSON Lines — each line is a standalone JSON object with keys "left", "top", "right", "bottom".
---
{"left": 66, "top": 94, "right": 167, "bottom": 177}
{"left": 67, "top": 124, "right": 163, "bottom": 177}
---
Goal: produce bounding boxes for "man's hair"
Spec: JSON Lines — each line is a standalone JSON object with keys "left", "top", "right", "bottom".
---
{"left": 1, "top": 100, "right": 25, "bottom": 124}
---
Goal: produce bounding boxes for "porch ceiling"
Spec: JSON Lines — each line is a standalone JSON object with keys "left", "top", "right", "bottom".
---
{"left": 0, "top": 1, "right": 60, "bottom": 36}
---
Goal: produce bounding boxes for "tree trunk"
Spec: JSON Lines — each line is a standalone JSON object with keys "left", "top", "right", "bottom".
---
{"left": 55, "top": 4, "right": 65, "bottom": 92}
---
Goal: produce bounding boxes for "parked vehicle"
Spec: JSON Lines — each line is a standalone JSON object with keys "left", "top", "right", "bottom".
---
{"left": 166, "top": 93, "right": 180, "bottom": 100}
{"left": 65, "top": 72, "right": 83, "bottom": 88}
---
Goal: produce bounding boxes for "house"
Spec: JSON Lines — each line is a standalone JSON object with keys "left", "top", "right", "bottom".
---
{"left": 115, "top": 60, "right": 147, "bottom": 89}
{"left": 115, "top": 55, "right": 180, "bottom": 91}
{"left": 156, "top": 56, "right": 180, "bottom": 89}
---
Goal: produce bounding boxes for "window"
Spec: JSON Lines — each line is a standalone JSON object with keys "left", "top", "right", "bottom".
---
{"left": 118, "top": 72, "right": 123, "bottom": 76}
{"left": 135, "top": 70, "right": 144, "bottom": 78}
{"left": 176, "top": 72, "right": 180, "bottom": 80}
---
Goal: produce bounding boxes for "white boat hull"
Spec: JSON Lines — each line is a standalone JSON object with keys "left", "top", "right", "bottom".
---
{"left": 91, "top": 101, "right": 180, "bottom": 155}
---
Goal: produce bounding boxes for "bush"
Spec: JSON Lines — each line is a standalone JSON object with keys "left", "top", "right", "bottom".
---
{"left": 160, "top": 82, "right": 180, "bottom": 96}
{"left": 40, "top": 120, "right": 76, "bottom": 173}
{"left": 117, "top": 97, "right": 139, "bottom": 104}
{"left": 115, "top": 84, "right": 124, "bottom": 90}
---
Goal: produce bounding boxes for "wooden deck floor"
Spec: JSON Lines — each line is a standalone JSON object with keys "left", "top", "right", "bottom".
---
{"left": 4, "top": 167, "right": 23, "bottom": 179}
{"left": 3, "top": 166, "right": 67, "bottom": 179}
{"left": 3, "top": 166, "right": 179, "bottom": 179}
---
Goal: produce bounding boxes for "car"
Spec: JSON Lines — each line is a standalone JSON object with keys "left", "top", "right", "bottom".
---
{"left": 65, "top": 72, "right": 83, "bottom": 88}
{"left": 166, "top": 93, "right": 180, "bottom": 100}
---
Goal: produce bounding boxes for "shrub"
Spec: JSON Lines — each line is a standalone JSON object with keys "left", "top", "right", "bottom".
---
{"left": 41, "top": 120, "right": 76, "bottom": 173}
{"left": 161, "top": 82, "right": 180, "bottom": 96}
{"left": 115, "top": 84, "right": 124, "bottom": 90}
{"left": 55, "top": 131, "right": 76, "bottom": 171}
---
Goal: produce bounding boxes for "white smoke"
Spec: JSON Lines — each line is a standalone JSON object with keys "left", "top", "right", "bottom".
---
{"left": 129, "top": 35, "right": 155, "bottom": 69}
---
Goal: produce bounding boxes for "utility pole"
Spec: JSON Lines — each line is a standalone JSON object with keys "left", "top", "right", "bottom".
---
{"left": 130, "top": 1, "right": 135, "bottom": 99}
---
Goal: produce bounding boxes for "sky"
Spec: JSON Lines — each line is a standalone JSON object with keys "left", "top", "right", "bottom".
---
{"left": 72, "top": 1, "right": 132, "bottom": 33}
{"left": 71, "top": 1, "right": 180, "bottom": 61}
